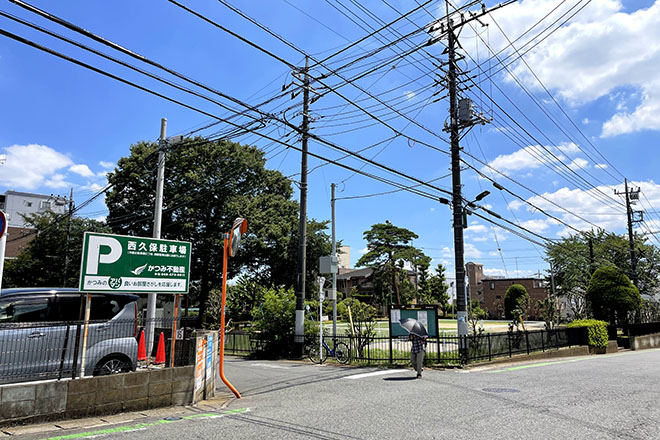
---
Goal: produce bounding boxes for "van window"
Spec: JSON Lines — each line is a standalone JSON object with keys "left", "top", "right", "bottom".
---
{"left": 54, "top": 294, "right": 132, "bottom": 321}
{"left": 0, "top": 298, "right": 50, "bottom": 323}
{"left": 90, "top": 295, "right": 130, "bottom": 320}
{"left": 53, "top": 295, "right": 84, "bottom": 321}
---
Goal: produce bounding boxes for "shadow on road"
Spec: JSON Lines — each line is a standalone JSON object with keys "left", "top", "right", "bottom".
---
{"left": 383, "top": 377, "right": 417, "bottom": 381}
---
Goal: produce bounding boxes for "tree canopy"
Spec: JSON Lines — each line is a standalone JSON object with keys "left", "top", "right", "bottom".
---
{"left": 586, "top": 266, "right": 640, "bottom": 325}
{"left": 105, "top": 137, "right": 330, "bottom": 324}
{"left": 504, "top": 284, "right": 529, "bottom": 320}
{"left": 356, "top": 221, "right": 424, "bottom": 305}
{"left": 545, "top": 229, "right": 660, "bottom": 319}
{"left": 3, "top": 211, "right": 109, "bottom": 288}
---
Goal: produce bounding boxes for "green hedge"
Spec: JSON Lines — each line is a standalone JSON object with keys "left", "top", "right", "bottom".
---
{"left": 567, "top": 319, "right": 608, "bottom": 348}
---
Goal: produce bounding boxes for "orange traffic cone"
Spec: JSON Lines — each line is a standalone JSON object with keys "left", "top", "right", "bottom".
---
{"left": 137, "top": 330, "right": 147, "bottom": 361}
{"left": 154, "top": 332, "right": 166, "bottom": 365}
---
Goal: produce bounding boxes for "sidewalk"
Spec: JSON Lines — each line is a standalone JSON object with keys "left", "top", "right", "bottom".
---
{"left": 0, "top": 392, "right": 233, "bottom": 438}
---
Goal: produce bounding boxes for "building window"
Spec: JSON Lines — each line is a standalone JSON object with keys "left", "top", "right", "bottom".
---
{"left": 496, "top": 295, "right": 501, "bottom": 299}
{"left": 40, "top": 200, "right": 51, "bottom": 210}
{"left": 26, "top": 202, "right": 33, "bottom": 207}
{"left": 490, "top": 282, "right": 495, "bottom": 290}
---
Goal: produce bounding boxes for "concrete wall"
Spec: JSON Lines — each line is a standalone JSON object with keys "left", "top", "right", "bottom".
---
{"left": 631, "top": 332, "right": 660, "bottom": 351}
{"left": 0, "top": 366, "right": 194, "bottom": 426}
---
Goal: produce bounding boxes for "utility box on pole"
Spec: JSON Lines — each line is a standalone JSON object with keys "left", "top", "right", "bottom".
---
{"left": 319, "top": 255, "right": 338, "bottom": 275}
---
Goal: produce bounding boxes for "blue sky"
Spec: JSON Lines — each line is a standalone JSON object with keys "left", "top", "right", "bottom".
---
{"left": 2, "top": 0, "right": 660, "bottom": 288}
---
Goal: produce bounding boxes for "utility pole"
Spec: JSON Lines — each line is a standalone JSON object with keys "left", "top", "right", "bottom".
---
{"left": 615, "top": 179, "right": 641, "bottom": 288}
{"left": 294, "top": 57, "right": 310, "bottom": 354}
{"left": 441, "top": 1, "right": 511, "bottom": 360}
{"left": 446, "top": 5, "right": 469, "bottom": 353}
{"left": 146, "top": 117, "right": 168, "bottom": 356}
{"left": 331, "top": 183, "right": 337, "bottom": 340}
{"left": 588, "top": 236, "right": 595, "bottom": 275}
{"left": 62, "top": 188, "right": 74, "bottom": 286}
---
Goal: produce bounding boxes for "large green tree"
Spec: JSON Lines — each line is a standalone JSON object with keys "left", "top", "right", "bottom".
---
{"left": 105, "top": 137, "right": 329, "bottom": 325}
{"left": 3, "top": 211, "right": 109, "bottom": 287}
{"left": 356, "top": 221, "right": 424, "bottom": 305}
{"left": 586, "top": 266, "right": 640, "bottom": 325}
{"left": 545, "top": 229, "right": 660, "bottom": 319}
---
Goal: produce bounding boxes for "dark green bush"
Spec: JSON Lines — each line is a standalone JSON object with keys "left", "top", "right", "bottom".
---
{"left": 504, "top": 284, "right": 529, "bottom": 320}
{"left": 567, "top": 319, "right": 608, "bottom": 348}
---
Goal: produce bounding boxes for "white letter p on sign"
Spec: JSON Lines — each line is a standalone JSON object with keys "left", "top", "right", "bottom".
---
{"left": 86, "top": 236, "right": 122, "bottom": 275}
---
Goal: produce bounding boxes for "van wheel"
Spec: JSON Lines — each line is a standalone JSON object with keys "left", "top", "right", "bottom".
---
{"left": 93, "top": 355, "right": 132, "bottom": 376}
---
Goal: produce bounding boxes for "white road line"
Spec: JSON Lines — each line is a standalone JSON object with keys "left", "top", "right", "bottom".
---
{"left": 251, "top": 363, "right": 290, "bottom": 369}
{"left": 343, "top": 370, "right": 400, "bottom": 380}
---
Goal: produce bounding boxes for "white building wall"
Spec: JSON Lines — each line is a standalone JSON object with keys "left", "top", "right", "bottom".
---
{"left": 2, "top": 191, "right": 68, "bottom": 227}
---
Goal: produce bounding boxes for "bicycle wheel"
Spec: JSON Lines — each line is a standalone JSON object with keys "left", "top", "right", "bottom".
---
{"left": 308, "top": 344, "right": 325, "bottom": 364}
{"left": 334, "top": 341, "right": 350, "bottom": 364}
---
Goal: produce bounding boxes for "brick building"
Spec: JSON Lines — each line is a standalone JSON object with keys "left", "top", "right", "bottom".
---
{"left": 481, "top": 277, "right": 548, "bottom": 319}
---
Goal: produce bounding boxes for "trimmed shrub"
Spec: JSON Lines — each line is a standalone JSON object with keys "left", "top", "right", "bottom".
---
{"left": 504, "top": 284, "right": 529, "bottom": 320}
{"left": 586, "top": 266, "right": 640, "bottom": 325}
{"left": 567, "top": 319, "right": 608, "bottom": 348}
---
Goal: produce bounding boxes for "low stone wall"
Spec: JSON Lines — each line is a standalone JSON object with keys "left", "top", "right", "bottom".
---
{"left": 0, "top": 366, "right": 194, "bottom": 426}
{"left": 630, "top": 332, "right": 660, "bottom": 351}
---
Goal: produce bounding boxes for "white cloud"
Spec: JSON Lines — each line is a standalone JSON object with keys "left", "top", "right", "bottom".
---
{"left": 594, "top": 163, "right": 609, "bottom": 169}
{"left": 519, "top": 219, "right": 551, "bottom": 233}
{"left": 524, "top": 181, "right": 660, "bottom": 234}
{"left": 359, "top": 247, "right": 368, "bottom": 255}
{"left": 464, "top": 242, "right": 483, "bottom": 259}
{"left": 568, "top": 157, "right": 589, "bottom": 171}
{"left": 99, "top": 161, "right": 115, "bottom": 169}
{"left": 404, "top": 91, "right": 415, "bottom": 100}
{"left": 507, "top": 200, "right": 524, "bottom": 211}
{"left": 486, "top": 142, "right": 590, "bottom": 176}
{"left": 483, "top": 268, "right": 508, "bottom": 277}
{"left": 43, "top": 173, "right": 69, "bottom": 189}
{"left": 483, "top": 1, "right": 660, "bottom": 137}
{"left": 582, "top": 118, "right": 590, "bottom": 124}
{"left": 0, "top": 144, "right": 73, "bottom": 190}
{"left": 69, "top": 164, "right": 95, "bottom": 178}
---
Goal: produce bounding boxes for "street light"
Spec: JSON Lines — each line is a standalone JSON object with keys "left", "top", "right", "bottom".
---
{"left": 219, "top": 217, "right": 248, "bottom": 399}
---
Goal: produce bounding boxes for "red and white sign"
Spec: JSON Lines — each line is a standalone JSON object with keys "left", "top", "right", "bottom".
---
{"left": 0, "top": 211, "right": 6, "bottom": 238}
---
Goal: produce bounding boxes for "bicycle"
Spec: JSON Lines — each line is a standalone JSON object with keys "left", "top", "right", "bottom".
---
{"left": 304, "top": 303, "right": 351, "bottom": 364}
{"left": 307, "top": 337, "right": 351, "bottom": 364}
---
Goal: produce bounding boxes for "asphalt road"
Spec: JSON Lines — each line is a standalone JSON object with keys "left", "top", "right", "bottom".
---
{"left": 19, "top": 348, "right": 660, "bottom": 439}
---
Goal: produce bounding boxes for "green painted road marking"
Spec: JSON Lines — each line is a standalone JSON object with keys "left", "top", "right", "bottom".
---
{"left": 41, "top": 409, "right": 250, "bottom": 440}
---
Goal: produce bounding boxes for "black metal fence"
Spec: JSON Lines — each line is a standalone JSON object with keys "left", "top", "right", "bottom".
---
{"left": 224, "top": 327, "right": 583, "bottom": 365}
{"left": 465, "top": 328, "right": 575, "bottom": 363}
{"left": 0, "top": 318, "right": 196, "bottom": 384}
{"left": 621, "top": 321, "right": 660, "bottom": 337}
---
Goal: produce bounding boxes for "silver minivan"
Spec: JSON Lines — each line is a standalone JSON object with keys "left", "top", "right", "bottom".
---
{"left": 0, "top": 288, "right": 138, "bottom": 383}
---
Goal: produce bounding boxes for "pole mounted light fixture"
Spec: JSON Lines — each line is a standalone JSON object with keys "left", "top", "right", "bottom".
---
{"left": 219, "top": 217, "right": 248, "bottom": 399}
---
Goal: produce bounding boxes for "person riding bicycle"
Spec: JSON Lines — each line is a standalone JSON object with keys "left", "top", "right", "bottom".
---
{"left": 409, "top": 333, "right": 427, "bottom": 378}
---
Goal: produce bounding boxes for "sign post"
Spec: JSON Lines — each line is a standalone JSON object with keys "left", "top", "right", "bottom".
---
{"left": 0, "top": 211, "right": 6, "bottom": 291}
{"left": 79, "top": 232, "right": 191, "bottom": 374}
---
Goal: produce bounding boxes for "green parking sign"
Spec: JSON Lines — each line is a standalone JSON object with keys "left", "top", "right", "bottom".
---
{"left": 79, "top": 232, "right": 191, "bottom": 293}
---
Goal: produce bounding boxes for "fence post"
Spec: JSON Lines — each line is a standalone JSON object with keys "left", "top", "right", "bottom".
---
{"left": 556, "top": 328, "right": 560, "bottom": 349}
{"left": 437, "top": 334, "right": 441, "bottom": 364}
{"left": 389, "top": 335, "right": 393, "bottom": 364}
{"left": 541, "top": 329, "right": 545, "bottom": 352}
{"left": 508, "top": 332, "right": 512, "bottom": 357}
{"left": 525, "top": 331, "right": 530, "bottom": 355}
{"left": 488, "top": 333, "right": 492, "bottom": 361}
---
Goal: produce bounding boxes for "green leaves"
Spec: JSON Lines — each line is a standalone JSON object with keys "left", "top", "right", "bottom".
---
{"left": 586, "top": 266, "right": 640, "bottom": 324}
{"left": 3, "top": 211, "right": 109, "bottom": 288}
{"left": 356, "top": 220, "right": 424, "bottom": 305}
